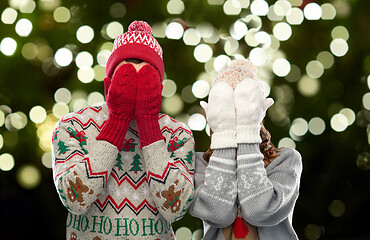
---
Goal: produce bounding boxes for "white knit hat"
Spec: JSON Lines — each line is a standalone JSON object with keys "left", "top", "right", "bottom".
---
{"left": 212, "top": 59, "right": 258, "bottom": 89}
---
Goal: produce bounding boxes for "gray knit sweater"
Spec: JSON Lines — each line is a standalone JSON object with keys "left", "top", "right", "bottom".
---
{"left": 189, "top": 144, "right": 302, "bottom": 240}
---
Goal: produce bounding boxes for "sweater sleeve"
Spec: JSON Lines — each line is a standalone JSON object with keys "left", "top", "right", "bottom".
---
{"left": 51, "top": 115, "right": 118, "bottom": 215}
{"left": 189, "top": 148, "right": 238, "bottom": 228}
{"left": 141, "top": 126, "right": 195, "bottom": 223}
{"left": 236, "top": 144, "right": 302, "bottom": 227}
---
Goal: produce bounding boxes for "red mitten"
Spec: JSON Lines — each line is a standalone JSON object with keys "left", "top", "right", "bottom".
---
{"left": 96, "top": 64, "right": 137, "bottom": 151}
{"left": 135, "top": 64, "right": 165, "bottom": 148}
{"left": 104, "top": 76, "right": 111, "bottom": 97}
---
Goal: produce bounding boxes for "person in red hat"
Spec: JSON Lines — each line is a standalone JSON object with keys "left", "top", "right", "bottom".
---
{"left": 51, "top": 20, "right": 195, "bottom": 240}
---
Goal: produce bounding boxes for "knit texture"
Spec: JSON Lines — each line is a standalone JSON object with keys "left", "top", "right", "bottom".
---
{"left": 207, "top": 59, "right": 273, "bottom": 145}
{"left": 135, "top": 64, "right": 165, "bottom": 148}
{"left": 201, "top": 82, "right": 237, "bottom": 149}
{"left": 96, "top": 64, "right": 137, "bottom": 150}
{"left": 213, "top": 59, "right": 258, "bottom": 89}
{"left": 189, "top": 145, "right": 302, "bottom": 240}
{"left": 51, "top": 103, "right": 195, "bottom": 239}
{"left": 95, "top": 113, "right": 131, "bottom": 151}
{"left": 106, "top": 20, "right": 164, "bottom": 81}
{"left": 234, "top": 79, "right": 274, "bottom": 144}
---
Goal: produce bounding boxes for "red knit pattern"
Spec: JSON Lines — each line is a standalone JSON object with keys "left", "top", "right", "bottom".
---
{"left": 135, "top": 64, "right": 165, "bottom": 147}
{"left": 96, "top": 114, "right": 131, "bottom": 151}
{"left": 105, "top": 20, "right": 164, "bottom": 80}
{"left": 128, "top": 21, "right": 152, "bottom": 35}
{"left": 96, "top": 64, "right": 137, "bottom": 150}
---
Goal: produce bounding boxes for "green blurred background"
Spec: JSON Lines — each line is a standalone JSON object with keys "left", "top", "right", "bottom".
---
{"left": 0, "top": 0, "right": 369, "bottom": 239}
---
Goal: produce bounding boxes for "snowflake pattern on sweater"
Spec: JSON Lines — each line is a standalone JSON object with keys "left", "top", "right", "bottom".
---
{"left": 51, "top": 103, "right": 195, "bottom": 240}
{"left": 189, "top": 145, "right": 302, "bottom": 240}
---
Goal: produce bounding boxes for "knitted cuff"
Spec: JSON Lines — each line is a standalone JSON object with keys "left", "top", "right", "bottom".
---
{"left": 237, "top": 143, "right": 261, "bottom": 156}
{"left": 210, "top": 130, "right": 237, "bottom": 149}
{"left": 236, "top": 125, "right": 262, "bottom": 144}
{"left": 135, "top": 115, "right": 165, "bottom": 148}
{"left": 96, "top": 113, "right": 131, "bottom": 151}
{"left": 209, "top": 148, "right": 237, "bottom": 172}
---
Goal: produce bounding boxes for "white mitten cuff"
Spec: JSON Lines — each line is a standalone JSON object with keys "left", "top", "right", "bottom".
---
{"left": 236, "top": 125, "right": 262, "bottom": 143}
{"left": 211, "top": 130, "right": 237, "bottom": 149}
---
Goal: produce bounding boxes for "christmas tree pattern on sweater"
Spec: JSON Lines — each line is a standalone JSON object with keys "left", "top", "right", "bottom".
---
{"left": 51, "top": 104, "right": 194, "bottom": 239}
{"left": 130, "top": 153, "right": 143, "bottom": 174}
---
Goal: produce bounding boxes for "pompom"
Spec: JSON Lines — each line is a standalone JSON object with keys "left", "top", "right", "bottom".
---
{"left": 128, "top": 20, "right": 152, "bottom": 35}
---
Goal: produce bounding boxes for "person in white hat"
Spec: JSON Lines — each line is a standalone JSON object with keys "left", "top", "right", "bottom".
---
{"left": 189, "top": 60, "right": 303, "bottom": 240}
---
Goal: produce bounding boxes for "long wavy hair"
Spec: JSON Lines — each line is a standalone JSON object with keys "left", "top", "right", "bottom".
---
{"left": 203, "top": 123, "right": 280, "bottom": 167}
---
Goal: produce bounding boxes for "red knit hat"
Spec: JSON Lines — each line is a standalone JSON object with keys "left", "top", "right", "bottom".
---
{"left": 105, "top": 21, "right": 164, "bottom": 81}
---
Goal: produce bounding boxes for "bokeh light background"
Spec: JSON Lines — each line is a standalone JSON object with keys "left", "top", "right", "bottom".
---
{"left": 0, "top": 0, "right": 369, "bottom": 239}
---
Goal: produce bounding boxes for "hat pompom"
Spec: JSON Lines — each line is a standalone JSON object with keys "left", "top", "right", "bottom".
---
{"left": 128, "top": 21, "right": 152, "bottom": 35}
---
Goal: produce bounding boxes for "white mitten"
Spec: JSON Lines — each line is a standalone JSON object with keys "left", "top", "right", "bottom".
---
{"left": 201, "top": 82, "right": 237, "bottom": 149}
{"left": 234, "top": 78, "right": 274, "bottom": 143}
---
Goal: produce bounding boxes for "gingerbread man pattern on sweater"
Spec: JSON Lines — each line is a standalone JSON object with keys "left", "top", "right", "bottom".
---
{"left": 51, "top": 103, "right": 195, "bottom": 240}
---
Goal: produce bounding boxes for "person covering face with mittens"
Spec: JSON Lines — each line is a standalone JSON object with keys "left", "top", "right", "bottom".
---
{"left": 189, "top": 60, "right": 303, "bottom": 240}
{"left": 51, "top": 21, "right": 195, "bottom": 240}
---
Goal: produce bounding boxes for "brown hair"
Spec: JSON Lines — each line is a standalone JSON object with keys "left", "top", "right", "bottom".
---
{"left": 125, "top": 58, "right": 144, "bottom": 64}
{"left": 203, "top": 123, "right": 280, "bottom": 167}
